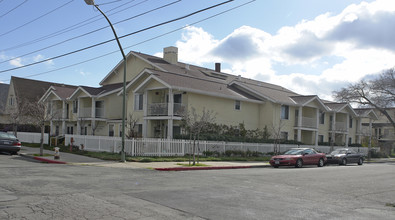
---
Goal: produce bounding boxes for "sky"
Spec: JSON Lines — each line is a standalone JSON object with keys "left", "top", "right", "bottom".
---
{"left": 1, "top": 0, "right": 394, "bottom": 101}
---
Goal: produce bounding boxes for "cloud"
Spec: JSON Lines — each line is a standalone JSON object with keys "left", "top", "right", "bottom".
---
{"left": 33, "top": 54, "right": 54, "bottom": 67}
{"left": 171, "top": 0, "right": 395, "bottom": 100}
{"left": 9, "top": 58, "right": 23, "bottom": 67}
{"left": 210, "top": 26, "right": 269, "bottom": 62}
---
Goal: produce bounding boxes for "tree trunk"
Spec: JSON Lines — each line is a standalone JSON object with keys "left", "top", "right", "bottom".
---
{"left": 192, "top": 138, "right": 196, "bottom": 165}
{"left": 40, "top": 125, "right": 45, "bottom": 156}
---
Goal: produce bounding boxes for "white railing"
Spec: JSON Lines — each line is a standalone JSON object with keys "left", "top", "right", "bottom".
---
{"left": 147, "top": 103, "right": 185, "bottom": 116}
{"left": 64, "top": 134, "right": 375, "bottom": 156}
{"left": 330, "top": 122, "right": 347, "bottom": 132}
{"left": 295, "top": 116, "right": 317, "bottom": 128}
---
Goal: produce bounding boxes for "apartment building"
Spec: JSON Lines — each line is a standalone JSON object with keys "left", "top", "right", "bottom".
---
{"left": 2, "top": 47, "right": 379, "bottom": 147}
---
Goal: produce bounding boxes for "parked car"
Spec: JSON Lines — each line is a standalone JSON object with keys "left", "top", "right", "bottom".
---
{"left": 326, "top": 148, "right": 364, "bottom": 165}
{"left": 0, "top": 132, "right": 21, "bottom": 155}
{"left": 270, "top": 148, "right": 327, "bottom": 168}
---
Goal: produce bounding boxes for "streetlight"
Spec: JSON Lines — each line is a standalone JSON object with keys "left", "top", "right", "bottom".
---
{"left": 84, "top": 0, "right": 126, "bottom": 162}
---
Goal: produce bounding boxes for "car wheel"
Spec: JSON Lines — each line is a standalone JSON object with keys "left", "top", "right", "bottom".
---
{"left": 273, "top": 165, "right": 279, "bottom": 168}
{"left": 358, "top": 157, "right": 363, "bottom": 165}
{"left": 341, "top": 158, "right": 347, "bottom": 166}
{"left": 295, "top": 159, "right": 303, "bottom": 168}
{"left": 318, "top": 158, "right": 324, "bottom": 167}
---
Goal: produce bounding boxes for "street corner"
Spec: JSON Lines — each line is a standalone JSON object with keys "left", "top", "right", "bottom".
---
{"left": 18, "top": 153, "right": 67, "bottom": 164}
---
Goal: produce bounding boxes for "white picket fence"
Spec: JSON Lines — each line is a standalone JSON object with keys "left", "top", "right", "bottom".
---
{"left": 64, "top": 134, "right": 373, "bottom": 156}
{"left": 11, "top": 132, "right": 49, "bottom": 145}
{"left": 14, "top": 132, "right": 375, "bottom": 157}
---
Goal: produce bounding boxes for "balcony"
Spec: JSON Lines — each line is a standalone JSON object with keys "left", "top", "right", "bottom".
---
{"left": 147, "top": 103, "right": 185, "bottom": 116}
{"left": 78, "top": 107, "right": 105, "bottom": 118}
{"left": 295, "top": 116, "right": 317, "bottom": 129}
{"left": 330, "top": 122, "right": 347, "bottom": 132}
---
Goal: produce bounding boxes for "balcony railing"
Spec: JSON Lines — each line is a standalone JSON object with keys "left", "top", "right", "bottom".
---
{"left": 330, "top": 122, "right": 347, "bottom": 132}
{"left": 295, "top": 116, "right": 317, "bottom": 128}
{"left": 148, "top": 103, "right": 185, "bottom": 116}
{"left": 79, "top": 107, "right": 105, "bottom": 118}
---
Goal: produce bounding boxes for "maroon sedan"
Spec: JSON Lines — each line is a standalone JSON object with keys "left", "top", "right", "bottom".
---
{"left": 270, "top": 148, "right": 327, "bottom": 168}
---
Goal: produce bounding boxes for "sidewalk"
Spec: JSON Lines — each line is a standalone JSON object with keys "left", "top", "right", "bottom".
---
{"left": 18, "top": 146, "right": 270, "bottom": 171}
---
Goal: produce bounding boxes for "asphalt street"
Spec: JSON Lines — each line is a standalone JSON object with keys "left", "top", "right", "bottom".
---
{"left": 0, "top": 153, "right": 394, "bottom": 220}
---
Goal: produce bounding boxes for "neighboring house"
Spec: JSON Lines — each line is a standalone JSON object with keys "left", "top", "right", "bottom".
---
{"left": 18, "top": 46, "right": 378, "bottom": 147}
{"left": 2, "top": 76, "right": 76, "bottom": 132}
{"left": 0, "top": 83, "right": 10, "bottom": 125}
{"left": 360, "top": 108, "right": 395, "bottom": 151}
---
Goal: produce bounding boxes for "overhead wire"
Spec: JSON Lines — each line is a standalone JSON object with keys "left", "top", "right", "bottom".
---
{"left": 0, "top": 0, "right": 74, "bottom": 38}
{"left": 0, "top": 0, "right": 235, "bottom": 74}
{"left": 0, "top": 0, "right": 28, "bottom": 19}
{"left": 0, "top": 0, "right": 181, "bottom": 65}
{"left": 0, "top": 0, "right": 144, "bottom": 52}
{"left": 0, "top": 0, "right": 255, "bottom": 81}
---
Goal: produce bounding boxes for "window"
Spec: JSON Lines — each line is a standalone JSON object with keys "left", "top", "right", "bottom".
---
{"left": 280, "top": 132, "right": 288, "bottom": 140}
{"left": 9, "top": 96, "right": 14, "bottom": 106}
{"left": 134, "top": 94, "right": 143, "bottom": 110}
{"left": 319, "top": 111, "right": 325, "bottom": 124}
{"left": 318, "top": 135, "right": 324, "bottom": 143}
{"left": 281, "top": 105, "right": 289, "bottom": 119}
{"left": 67, "top": 126, "right": 74, "bottom": 134}
{"left": 349, "top": 118, "right": 353, "bottom": 128}
{"left": 55, "top": 126, "right": 59, "bottom": 136}
{"left": 81, "top": 127, "right": 87, "bottom": 135}
{"left": 135, "top": 124, "right": 143, "bottom": 137}
{"left": 109, "top": 124, "right": 114, "bottom": 137}
{"left": 348, "top": 137, "right": 352, "bottom": 145}
{"left": 73, "top": 100, "right": 78, "bottom": 113}
{"left": 235, "top": 100, "right": 240, "bottom": 110}
{"left": 95, "top": 101, "right": 104, "bottom": 118}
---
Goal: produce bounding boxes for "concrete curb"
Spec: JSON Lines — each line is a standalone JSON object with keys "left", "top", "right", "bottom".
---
{"left": 19, "top": 153, "right": 67, "bottom": 164}
{"left": 155, "top": 165, "right": 269, "bottom": 171}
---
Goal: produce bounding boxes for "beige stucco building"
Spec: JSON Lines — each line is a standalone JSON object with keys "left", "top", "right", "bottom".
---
{"left": 1, "top": 47, "right": 382, "bottom": 147}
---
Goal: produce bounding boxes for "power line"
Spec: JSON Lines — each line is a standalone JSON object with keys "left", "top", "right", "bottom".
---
{"left": 0, "top": 0, "right": 255, "bottom": 81}
{"left": 1, "top": 0, "right": 144, "bottom": 52}
{"left": 0, "top": 0, "right": 73, "bottom": 38}
{"left": 0, "top": 0, "right": 181, "bottom": 65}
{"left": 0, "top": 0, "right": 28, "bottom": 19}
{"left": 0, "top": 0, "right": 235, "bottom": 74}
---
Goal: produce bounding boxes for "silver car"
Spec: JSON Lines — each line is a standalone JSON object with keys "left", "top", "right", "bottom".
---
{"left": 326, "top": 148, "right": 364, "bottom": 165}
{"left": 0, "top": 132, "right": 21, "bottom": 155}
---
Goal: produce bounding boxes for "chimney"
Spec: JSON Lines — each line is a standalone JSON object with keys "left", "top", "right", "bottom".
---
{"left": 215, "top": 63, "right": 221, "bottom": 72}
{"left": 163, "top": 46, "right": 178, "bottom": 64}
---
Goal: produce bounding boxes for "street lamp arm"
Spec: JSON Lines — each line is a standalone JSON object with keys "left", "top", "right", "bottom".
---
{"left": 93, "top": 4, "right": 126, "bottom": 59}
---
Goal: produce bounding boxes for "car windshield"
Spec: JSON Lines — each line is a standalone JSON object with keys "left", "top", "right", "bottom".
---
{"left": 0, "top": 132, "right": 17, "bottom": 140}
{"left": 331, "top": 150, "right": 347, "bottom": 154}
{"left": 284, "top": 149, "right": 304, "bottom": 155}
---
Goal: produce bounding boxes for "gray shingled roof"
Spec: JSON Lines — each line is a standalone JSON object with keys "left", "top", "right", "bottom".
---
{"left": 80, "top": 82, "right": 124, "bottom": 96}
{"left": 135, "top": 52, "right": 301, "bottom": 104}
{"left": 12, "top": 76, "right": 76, "bottom": 102}
{"left": 51, "top": 85, "right": 78, "bottom": 99}
{"left": 147, "top": 69, "right": 256, "bottom": 100}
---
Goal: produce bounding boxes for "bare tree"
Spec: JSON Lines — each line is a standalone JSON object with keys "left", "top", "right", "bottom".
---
{"left": 181, "top": 107, "right": 216, "bottom": 165}
{"left": 7, "top": 98, "right": 28, "bottom": 137}
{"left": 270, "top": 119, "right": 286, "bottom": 155}
{"left": 125, "top": 113, "right": 140, "bottom": 139}
{"left": 25, "top": 99, "right": 60, "bottom": 156}
{"left": 333, "top": 68, "right": 395, "bottom": 129}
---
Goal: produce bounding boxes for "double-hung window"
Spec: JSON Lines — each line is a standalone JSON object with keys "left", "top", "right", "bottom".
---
{"left": 134, "top": 94, "right": 143, "bottom": 111}
{"left": 281, "top": 105, "right": 289, "bottom": 120}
